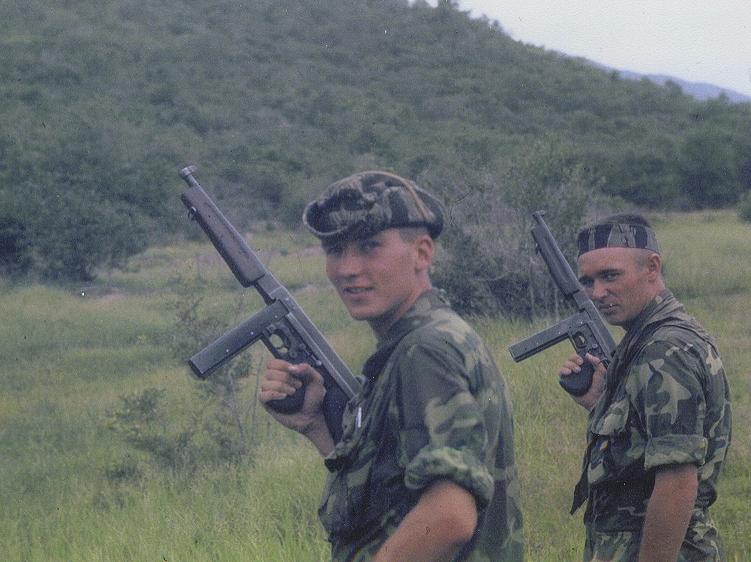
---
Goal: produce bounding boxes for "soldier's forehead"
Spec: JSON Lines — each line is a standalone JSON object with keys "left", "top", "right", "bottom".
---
{"left": 577, "top": 247, "right": 643, "bottom": 271}
{"left": 321, "top": 228, "right": 396, "bottom": 247}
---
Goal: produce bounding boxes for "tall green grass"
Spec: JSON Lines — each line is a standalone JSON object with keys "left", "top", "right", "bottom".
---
{"left": 1, "top": 213, "right": 748, "bottom": 561}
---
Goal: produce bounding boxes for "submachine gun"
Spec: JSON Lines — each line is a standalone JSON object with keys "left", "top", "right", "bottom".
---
{"left": 178, "top": 165, "right": 362, "bottom": 441}
{"left": 508, "top": 211, "right": 616, "bottom": 396}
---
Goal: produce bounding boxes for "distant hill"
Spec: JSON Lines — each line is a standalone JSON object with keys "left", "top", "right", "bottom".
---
{"left": 611, "top": 70, "right": 750, "bottom": 103}
{"left": 584, "top": 61, "right": 751, "bottom": 103}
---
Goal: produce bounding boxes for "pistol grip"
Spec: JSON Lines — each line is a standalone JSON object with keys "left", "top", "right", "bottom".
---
{"left": 266, "top": 385, "right": 306, "bottom": 414}
{"left": 559, "top": 356, "right": 594, "bottom": 396}
{"left": 264, "top": 378, "right": 347, "bottom": 443}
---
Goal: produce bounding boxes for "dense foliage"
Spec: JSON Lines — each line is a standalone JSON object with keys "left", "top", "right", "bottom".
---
{"left": 2, "top": 0, "right": 751, "bottom": 280}
{"left": 737, "top": 191, "right": 751, "bottom": 223}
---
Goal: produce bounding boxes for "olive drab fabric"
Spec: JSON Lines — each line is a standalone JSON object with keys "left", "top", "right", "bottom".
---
{"left": 302, "top": 171, "right": 445, "bottom": 242}
{"left": 318, "top": 289, "right": 524, "bottom": 561}
{"left": 572, "top": 290, "right": 731, "bottom": 561}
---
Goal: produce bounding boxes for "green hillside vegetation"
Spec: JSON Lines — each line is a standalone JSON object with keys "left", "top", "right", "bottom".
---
{"left": 2, "top": 0, "right": 751, "bottom": 281}
{"left": 0, "top": 211, "right": 748, "bottom": 561}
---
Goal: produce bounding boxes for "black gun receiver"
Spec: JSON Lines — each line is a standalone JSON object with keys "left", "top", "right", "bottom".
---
{"left": 508, "top": 211, "right": 616, "bottom": 396}
{"left": 178, "top": 165, "right": 362, "bottom": 441}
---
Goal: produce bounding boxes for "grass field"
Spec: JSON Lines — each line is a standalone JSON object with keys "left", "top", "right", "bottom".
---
{"left": 1, "top": 211, "right": 748, "bottom": 561}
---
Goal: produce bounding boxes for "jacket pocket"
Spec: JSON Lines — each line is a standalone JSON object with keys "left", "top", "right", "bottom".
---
{"left": 588, "top": 398, "right": 631, "bottom": 486}
{"left": 318, "top": 469, "right": 358, "bottom": 538}
{"left": 317, "top": 434, "right": 382, "bottom": 539}
{"left": 318, "top": 433, "right": 405, "bottom": 540}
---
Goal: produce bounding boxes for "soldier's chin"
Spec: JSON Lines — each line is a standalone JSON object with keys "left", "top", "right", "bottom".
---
{"left": 344, "top": 305, "right": 376, "bottom": 322}
{"left": 601, "top": 308, "right": 624, "bottom": 326}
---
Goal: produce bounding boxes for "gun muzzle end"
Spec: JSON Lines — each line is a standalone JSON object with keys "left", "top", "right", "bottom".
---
{"left": 179, "top": 164, "right": 198, "bottom": 180}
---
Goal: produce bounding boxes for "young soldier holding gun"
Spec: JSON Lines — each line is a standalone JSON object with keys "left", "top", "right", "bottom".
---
{"left": 182, "top": 168, "right": 523, "bottom": 561}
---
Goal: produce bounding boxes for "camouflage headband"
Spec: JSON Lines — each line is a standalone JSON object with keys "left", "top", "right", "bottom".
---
{"left": 577, "top": 222, "right": 660, "bottom": 256}
{"left": 302, "top": 171, "right": 445, "bottom": 242}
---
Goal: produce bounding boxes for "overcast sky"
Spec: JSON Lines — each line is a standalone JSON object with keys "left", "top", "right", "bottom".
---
{"left": 427, "top": 0, "right": 751, "bottom": 97}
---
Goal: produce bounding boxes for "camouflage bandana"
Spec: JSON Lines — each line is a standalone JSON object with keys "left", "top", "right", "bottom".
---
{"left": 302, "top": 171, "right": 445, "bottom": 242}
{"left": 577, "top": 222, "right": 660, "bottom": 257}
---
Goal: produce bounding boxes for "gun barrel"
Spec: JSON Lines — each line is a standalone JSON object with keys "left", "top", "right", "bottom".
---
{"left": 179, "top": 168, "right": 267, "bottom": 288}
{"left": 531, "top": 211, "right": 582, "bottom": 298}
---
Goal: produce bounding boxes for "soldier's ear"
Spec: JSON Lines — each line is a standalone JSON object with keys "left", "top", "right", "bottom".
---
{"left": 414, "top": 234, "right": 434, "bottom": 271}
{"left": 646, "top": 253, "right": 662, "bottom": 278}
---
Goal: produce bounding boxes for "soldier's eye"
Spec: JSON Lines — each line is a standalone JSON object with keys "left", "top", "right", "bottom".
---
{"left": 324, "top": 244, "right": 343, "bottom": 257}
{"left": 360, "top": 239, "right": 380, "bottom": 253}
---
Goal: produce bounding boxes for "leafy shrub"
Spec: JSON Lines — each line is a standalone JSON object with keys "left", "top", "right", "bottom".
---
{"left": 0, "top": 214, "right": 32, "bottom": 277}
{"left": 106, "top": 266, "right": 266, "bottom": 473}
{"left": 432, "top": 223, "right": 534, "bottom": 319}
{"left": 737, "top": 191, "right": 751, "bottom": 222}
{"left": 106, "top": 387, "right": 202, "bottom": 472}
{"left": 432, "top": 137, "right": 605, "bottom": 320}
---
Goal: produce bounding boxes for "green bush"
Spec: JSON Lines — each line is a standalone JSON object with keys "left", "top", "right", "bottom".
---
{"left": 432, "top": 227, "right": 505, "bottom": 317}
{"left": 433, "top": 136, "right": 605, "bottom": 320}
{"left": 105, "top": 267, "right": 266, "bottom": 472}
{"left": 737, "top": 191, "right": 751, "bottom": 222}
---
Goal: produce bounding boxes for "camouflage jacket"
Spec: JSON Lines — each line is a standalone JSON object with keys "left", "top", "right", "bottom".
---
{"left": 572, "top": 290, "right": 732, "bottom": 560}
{"left": 318, "top": 289, "right": 524, "bottom": 561}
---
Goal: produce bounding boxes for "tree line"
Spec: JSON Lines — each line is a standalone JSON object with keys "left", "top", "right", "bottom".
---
{"left": 1, "top": 0, "right": 750, "bottom": 284}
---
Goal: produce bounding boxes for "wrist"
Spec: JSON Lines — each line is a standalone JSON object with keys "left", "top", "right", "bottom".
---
{"left": 300, "top": 414, "right": 335, "bottom": 456}
{"left": 299, "top": 412, "right": 327, "bottom": 437}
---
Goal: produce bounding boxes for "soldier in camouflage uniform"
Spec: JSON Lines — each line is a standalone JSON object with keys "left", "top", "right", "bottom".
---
{"left": 259, "top": 171, "right": 523, "bottom": 561}
{"left": 559, "top": 214, "right": 732, "bottom": 562}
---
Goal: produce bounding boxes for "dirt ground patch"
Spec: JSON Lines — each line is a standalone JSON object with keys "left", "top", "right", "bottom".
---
{"left": 76, "top": 285, "right": 127, "bottom": 302}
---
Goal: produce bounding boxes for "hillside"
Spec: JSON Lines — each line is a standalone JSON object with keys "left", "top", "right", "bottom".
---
{"left": 2, "top": 0, "right": 751, "bottom": 280}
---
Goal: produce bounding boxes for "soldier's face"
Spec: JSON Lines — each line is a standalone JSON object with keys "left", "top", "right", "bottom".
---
{"left": 577, "top": 247, "right": 660, "bottom": 328}
{"left": 324, "top": 229, "right": 432, "bottom": 336}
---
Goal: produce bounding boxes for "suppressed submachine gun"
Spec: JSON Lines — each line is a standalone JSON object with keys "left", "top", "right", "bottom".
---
{"left": 178, "top": 165, "right": 361, "bottom": 441}
{"left": 508, "top": 211, "right": 616, "bottom": 396}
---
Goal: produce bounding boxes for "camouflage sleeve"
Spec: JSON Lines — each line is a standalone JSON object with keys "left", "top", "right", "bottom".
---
{"left": 625, "top": 338, "right": 709, "bottom": 470}
{"left": 394, "top": 341, "right": 495, "bottom": 508}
